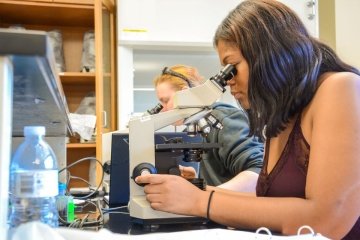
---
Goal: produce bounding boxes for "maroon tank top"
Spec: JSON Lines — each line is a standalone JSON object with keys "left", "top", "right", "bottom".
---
{"left": 256, "top": 114, "right": 360, "bottom": 239}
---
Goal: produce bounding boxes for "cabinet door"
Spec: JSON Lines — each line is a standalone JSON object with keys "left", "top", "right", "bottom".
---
{"left": 94, "top": 0, "right": 116, "bottom": 184}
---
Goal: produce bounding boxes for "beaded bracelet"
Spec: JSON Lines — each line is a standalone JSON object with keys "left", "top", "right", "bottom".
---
{"left": 206, "top": 190, "right": 215, "bottom": 220}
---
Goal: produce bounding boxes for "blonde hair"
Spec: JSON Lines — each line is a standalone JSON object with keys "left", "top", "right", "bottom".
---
{"left": 153, "top": 64, "right": 204, "bottom": 91}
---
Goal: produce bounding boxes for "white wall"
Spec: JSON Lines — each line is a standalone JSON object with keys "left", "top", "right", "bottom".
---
{"left": 118, "top": 0, "right": 240, "bottom": 44}
{"left": 335, "top": 0, "right": 360, "bottom": 69}
{"left": 118, "top": 0, "right": 318, "bottom": 44}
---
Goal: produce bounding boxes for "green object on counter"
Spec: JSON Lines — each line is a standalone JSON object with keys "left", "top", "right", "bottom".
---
{"left": 56, "top": 182, "right": 75, "bottom": 223}
{"left": 67, "top": 198, "right": 75, "bottom": 222}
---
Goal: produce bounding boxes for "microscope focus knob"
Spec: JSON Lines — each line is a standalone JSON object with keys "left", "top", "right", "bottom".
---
{"left": 168, "top": 167, "right": 181, "bottom": 176}
{"left": 132, "top": 163, "right": 157, "bottom": 186}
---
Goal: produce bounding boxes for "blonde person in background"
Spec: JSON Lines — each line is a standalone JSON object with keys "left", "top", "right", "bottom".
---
{"left": 136, "top": 0, "right": 360, "bottom": 239}
{"left": 153, "top": 64, "right": 264, "bottom": 192}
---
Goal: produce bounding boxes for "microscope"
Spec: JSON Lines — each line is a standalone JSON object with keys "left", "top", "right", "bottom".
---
{"left": 128, "top": 64, "right": 236, "bottom": 224}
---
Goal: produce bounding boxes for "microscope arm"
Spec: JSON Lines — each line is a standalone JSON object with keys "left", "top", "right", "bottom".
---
{"left": 174, "top": 78, "right": 225, "bottom": 108}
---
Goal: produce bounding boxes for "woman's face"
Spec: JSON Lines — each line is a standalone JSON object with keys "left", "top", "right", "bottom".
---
{"left": 217, "top": 40, "right": 250, "bottom": 109}
{"left": 156, "top": 82, "right": 177, "bottom": 111}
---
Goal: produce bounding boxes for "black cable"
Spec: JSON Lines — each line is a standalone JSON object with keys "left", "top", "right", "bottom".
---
{"left": 59, "top": 157, "right": 105, "bottom": 200}
{"left": 57, "top": 157, "right": 106, "bottom": 229}
{"left": 101, "top": 205, "right": 128, "bottom": 213}
{"left": 60, "top": 199, "right": 105, "bottom": 229}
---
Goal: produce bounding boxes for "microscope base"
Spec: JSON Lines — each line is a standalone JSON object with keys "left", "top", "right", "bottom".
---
{"left": 131, "top": 216, "right": 207, "bottom": 225}
{"left": 129, "top": 196, "right": 207, "bottom": 225}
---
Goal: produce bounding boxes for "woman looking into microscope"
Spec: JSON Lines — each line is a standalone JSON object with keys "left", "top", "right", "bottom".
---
{"left": 135, "top": 0, "right": 360, "bottom": 239}
{"left": 152, "top": 64, "right": 263, "bottom": 192}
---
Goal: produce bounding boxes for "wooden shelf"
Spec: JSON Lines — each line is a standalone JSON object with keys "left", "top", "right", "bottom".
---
{"left": 60, "top": 72, "right": 95, "bottom": 85}
{"left": 0, "top": 0, "right": 117, "bottom": 188}
{"left": 0, "top": 1, "right": 94, "bottom": 28}
{"left": 54, "top": 0, "right": 93, "bottom": 5}
{"left": 67, "top": 143, "right": 96, "bottom": 148}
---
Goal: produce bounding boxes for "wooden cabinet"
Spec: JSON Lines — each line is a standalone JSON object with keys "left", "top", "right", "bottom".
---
{"left": 21, "top": 0, "right": 93, "bottom": 3}
{"left": 0, "top": 0, "right": 117, "bottom": 188}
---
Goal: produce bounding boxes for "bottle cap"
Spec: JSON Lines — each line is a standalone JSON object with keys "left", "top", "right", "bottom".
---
{"left": 24, "top": 126, "right": 46, "bottom": 136}
{"left": 58, "top": 182, "right": 67, "bottom": 195}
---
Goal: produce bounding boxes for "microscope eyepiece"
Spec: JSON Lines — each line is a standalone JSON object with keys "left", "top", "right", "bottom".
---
{"left": 210, "top": 64, "right": 237, "bottom": 88}
{"left": 146, "top": 103, "right": 163, "bottom": 115}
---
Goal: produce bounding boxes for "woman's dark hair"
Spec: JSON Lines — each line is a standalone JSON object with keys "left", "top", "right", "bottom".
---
{"left": 214, "top": 0, "right": 359, "bottom": 139}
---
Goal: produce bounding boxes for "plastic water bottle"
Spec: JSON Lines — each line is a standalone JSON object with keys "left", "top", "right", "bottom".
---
{"left": 9, "top": 126, "right": 59, "bottom": 229}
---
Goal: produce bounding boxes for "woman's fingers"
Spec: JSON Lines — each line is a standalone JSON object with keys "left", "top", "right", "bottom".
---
{"left": 179, "top": 165, "right": 197, "bottom": 179}
{"left": 135, "top": 174, "right": 165, "bottom": 184}
{"left": 145, "top": 192, "right": 162, "bottom": 203}
{"left": 149, "top": 202, "right": 164, "bottom": 211}
{"left": 137, "top": 174, "right": 204, "bottom": 215}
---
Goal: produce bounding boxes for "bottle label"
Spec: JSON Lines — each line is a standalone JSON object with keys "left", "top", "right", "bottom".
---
{"left": 14, "top": 170, "right": 59, "bottom": 198}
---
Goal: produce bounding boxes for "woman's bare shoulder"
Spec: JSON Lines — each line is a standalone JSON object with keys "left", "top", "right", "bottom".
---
{"left": 319, "top": 71, "right": 360, "bottom": 87}
{"left": 313, "top": 72, "right": 360, "bottom": 99}
{"left": 305, "top": 71, "right": 360, "bottom": 120}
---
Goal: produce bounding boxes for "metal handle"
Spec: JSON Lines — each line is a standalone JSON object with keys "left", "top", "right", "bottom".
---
{"left": 307, "top": 0, "right": 316, "bottom": 20}
{"left": 102, "top": 110, "right": 107, "bottom": 128}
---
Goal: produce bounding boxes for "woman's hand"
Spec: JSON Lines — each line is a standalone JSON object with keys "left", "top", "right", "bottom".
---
{"left": 179, "top": 165, "right": 197, "bottom": 179}
{"left": 135, "top": 174, "right": 208, "bottom": 217}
